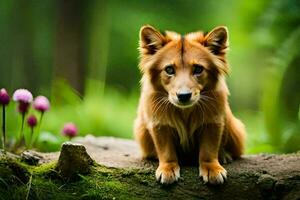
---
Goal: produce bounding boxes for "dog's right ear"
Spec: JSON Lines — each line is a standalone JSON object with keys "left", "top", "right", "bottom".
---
{"left": 139, "top": 25, "right": 166, "bottom": 55}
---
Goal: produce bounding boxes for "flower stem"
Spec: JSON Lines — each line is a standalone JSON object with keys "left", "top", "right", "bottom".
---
{"left": 2, "top": 105, "right": 5, "bottom": 152}
{"left": 28, "top": 127, "right": 34, "bottom": 149}
{"left": 33, "top": 112, "right": 44, "bottom": 147}
{"left": 20, "top": 112, "right": 25, "bottom": 148}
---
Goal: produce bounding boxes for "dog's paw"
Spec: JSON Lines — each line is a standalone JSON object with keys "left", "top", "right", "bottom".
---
{"left": 199, "top": 160, "right": 227, "bottom": 184}
{"left": 156, "top": 162, "right": 180, "bottom": 184}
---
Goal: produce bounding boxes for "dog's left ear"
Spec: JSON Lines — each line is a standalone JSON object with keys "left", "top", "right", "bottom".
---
{"left": 204, "top": 26, "right": 228, "bottom": 55}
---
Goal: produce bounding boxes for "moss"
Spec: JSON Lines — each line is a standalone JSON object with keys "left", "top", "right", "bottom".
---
{"left": 6, "top": 155, "right": 297, "bottom": 200}
{"left": 0, "top": 157, "right": 31, "bottom": 200}
{"left": 30, "top": 161, "right": 57, "bottom": 174}
{"left": 0, "top": 157, "right": 159, "bottom": 200}
{"left": 0, "top": 157, "right": 235, "bottom": 199}
{"left": 0, "top": 156, "right": 31, "bottom": 185}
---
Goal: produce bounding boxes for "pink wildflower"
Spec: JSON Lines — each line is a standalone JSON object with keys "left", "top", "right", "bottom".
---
{"left": 33, "top": 96, "right": 50, "bottom": 112}
{"left": 13, "top": 89, "right": 33, "bottom": 113}
{"left": 0, "top": 88, "right": 10, "bottom": 105}
{"left": 13, "top": 89, "right": 33, "bottom": 103}
{"left": 27, "top": 115, "right": 38, "bottom": 128}
{"left": 62, "top": 122, "right": 78, "bottom": 138}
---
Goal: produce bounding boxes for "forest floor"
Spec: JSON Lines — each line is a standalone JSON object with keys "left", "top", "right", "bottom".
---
{"left": 0, "top": 136, "right": 299, "bottom": 200}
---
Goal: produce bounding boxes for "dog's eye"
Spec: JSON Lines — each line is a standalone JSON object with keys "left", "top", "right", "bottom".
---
{"left": 193, "top": 64, "right": 204, "bottom": 75}
{"left": 165, "top": 65, "right": 175, "bottom": 75}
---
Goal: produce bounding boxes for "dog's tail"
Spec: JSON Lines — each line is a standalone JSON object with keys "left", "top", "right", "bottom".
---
{"left": 223, "top": 106, "right": 246, "bottom": 158}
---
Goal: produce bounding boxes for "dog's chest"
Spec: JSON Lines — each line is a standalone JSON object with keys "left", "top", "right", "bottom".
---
{"left": 180, "top": 110, "right": 199, "bottom": 132}
{"left": 163, "top": 109, "right": 203, "bottom": 149}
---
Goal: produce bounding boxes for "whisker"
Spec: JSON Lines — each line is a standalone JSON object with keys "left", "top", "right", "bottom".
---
{"left": 152, "top": 96, "right": 166, "bottom": 115}
{"left": 199, "top": 99, "right": 215, "bottom": 117}
{"left": 200, "top": 94, "right": 217, "bottom": 102}
{"left": 199, "top": 94, "right": 219, "bottom": 114}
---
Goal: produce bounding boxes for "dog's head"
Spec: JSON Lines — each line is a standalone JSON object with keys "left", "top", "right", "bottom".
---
{"left": 139, "top": 25, "right": 229, "bottom": 108}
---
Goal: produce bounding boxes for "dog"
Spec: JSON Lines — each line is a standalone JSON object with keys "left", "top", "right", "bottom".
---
{"left": 134, "top": 25, "right": 246, "bottom": 185}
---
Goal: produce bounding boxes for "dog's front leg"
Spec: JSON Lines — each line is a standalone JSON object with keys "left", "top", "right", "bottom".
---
{"left": 150, "top": 125, "right": 180, "bottom": 184}
{"left": 199, "top": 123, "right": 227, "bottom": 184}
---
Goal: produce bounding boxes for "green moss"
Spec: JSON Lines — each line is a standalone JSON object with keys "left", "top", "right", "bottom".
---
{"left": 0, "top": 157, "right": 179, "bottom": 200}
{"left": 0, "top": 157, "right": 31, "bottom": 200}
{"left": 0, "top": 156, "right": 31, "bottom": 185}
{"left": 30, "top": 161, "right": 57, "bottom": 174}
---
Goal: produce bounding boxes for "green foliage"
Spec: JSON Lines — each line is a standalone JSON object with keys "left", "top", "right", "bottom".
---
{"left": 40, "top": 79, "right": 138, "bottom": 151}
{"left": 3, "top": 79, "right": 138, "bottom": 152}
{"left": 261, "top": 29, "right": 300, "bottom": 152}
{"left": 0, "top": 0, "right": 299, "bottom": 153}
{"left": 259, "top": 0, "right": 300, "bottom": 152}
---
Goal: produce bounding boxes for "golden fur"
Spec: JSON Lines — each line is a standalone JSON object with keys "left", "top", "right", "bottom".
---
{"left": 134, "top": 25, "right": 246, "bottom": 185}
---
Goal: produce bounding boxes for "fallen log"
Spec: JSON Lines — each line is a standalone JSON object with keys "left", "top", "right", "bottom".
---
{"left": 0, "top": 136, "right": 299, "bottom": 200}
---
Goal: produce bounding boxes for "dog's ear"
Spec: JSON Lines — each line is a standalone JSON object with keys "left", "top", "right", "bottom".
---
{"left": 139, "top": 25, "right": 166, "bottom": 55}
{"left": 204, "top": 26, "right": 228, "bottom": 55}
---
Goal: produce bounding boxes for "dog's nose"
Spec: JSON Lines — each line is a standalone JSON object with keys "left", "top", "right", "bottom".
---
{"left": 177, "top": 92, "right": 192, "bottom": 103}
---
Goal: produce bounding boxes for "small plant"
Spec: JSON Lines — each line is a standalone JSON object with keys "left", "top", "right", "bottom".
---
{"left": 27, "top": 114, "right": 38, "bottom": 148}
{"left": 13, "top": 89, "right": 33, "bottom": 149}
{"left": 33, "top": 95, "right": 50, "bottom": 145}
{"left": 1, "top": 87, "right": 81, "bottom": 153}
{"left": 62, "top": 122, "right": 78, "bottom": 140}
{"left": 0, "top": 88, "right": 10, "bottom": 152}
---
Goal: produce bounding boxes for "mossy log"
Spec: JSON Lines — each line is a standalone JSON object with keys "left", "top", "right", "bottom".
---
{"left": 0, "top": 136, "right": 300, "bottom": 200}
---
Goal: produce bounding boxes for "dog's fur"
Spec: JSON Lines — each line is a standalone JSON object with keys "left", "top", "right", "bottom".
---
{"left": 134, "top": 25, "right": 246, "bottom": 185}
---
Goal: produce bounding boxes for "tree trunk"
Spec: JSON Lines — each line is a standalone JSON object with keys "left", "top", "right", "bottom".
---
{"left": 54, "top": 0, "right": 86, "bottom": 94}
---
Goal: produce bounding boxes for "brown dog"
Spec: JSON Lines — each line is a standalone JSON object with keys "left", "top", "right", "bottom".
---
{"left": 134, "top": 25, "right": 246, "bottom": 185}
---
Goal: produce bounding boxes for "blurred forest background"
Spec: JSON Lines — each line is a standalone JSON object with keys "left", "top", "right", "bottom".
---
{"left": 0, "top": 0, "right": 299, "bottom": 153}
